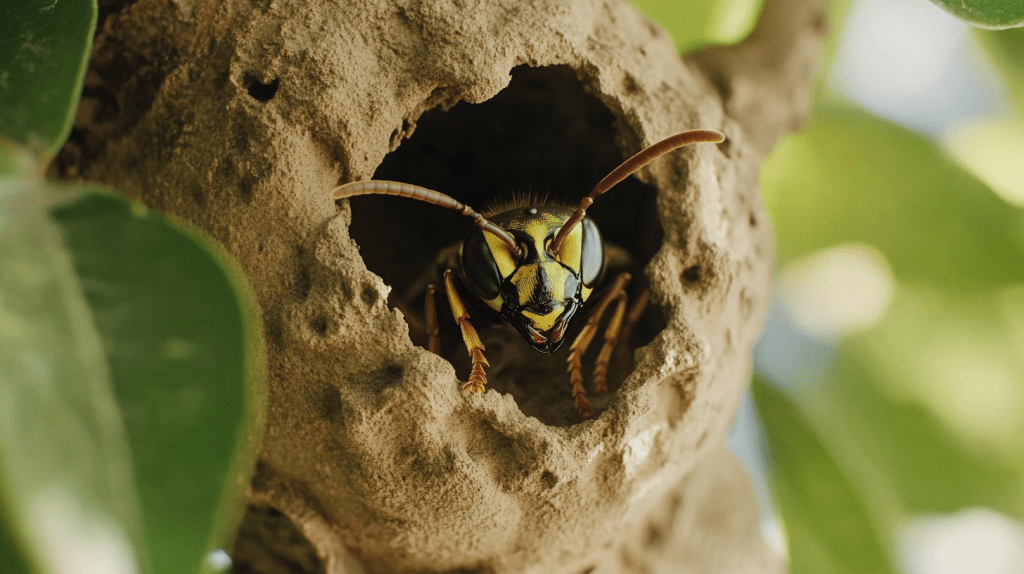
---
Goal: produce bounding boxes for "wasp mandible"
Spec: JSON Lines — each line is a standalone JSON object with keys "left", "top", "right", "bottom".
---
{"left": 332, "top": 129, "right": 725, "bottom": 420}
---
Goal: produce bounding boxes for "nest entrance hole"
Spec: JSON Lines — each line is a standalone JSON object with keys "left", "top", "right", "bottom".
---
{"left": 347, "top": 65, "right": 665, "bottom": 426}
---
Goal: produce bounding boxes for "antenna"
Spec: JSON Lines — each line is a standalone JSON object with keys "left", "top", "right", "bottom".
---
{"left": 332, "top": 180, "right": 522, "bottom": 259}
{"left": 548, "top": 129, "right": 725, "bottom": 257}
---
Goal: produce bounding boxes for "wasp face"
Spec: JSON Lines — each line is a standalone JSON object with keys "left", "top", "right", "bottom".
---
{"left": 460, "top": 206, "right": 605, "bottom": 354}
{"left": 502, "top": 261, "right": 582, "bottom": 353}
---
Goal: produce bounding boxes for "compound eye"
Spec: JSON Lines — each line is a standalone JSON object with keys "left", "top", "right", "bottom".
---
{"left": 461, "top": 227, "right": 503, "bottom": 300}
{"left": 579, "top": 218, "right": 604, "bottom": 288}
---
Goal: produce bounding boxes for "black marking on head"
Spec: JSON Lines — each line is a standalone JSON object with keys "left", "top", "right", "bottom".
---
{"left": 501, "top": 278, "right": 521, "bottom": 310}
{"left": 564, "top": 272, "right": 580, "bottom": 301}
{"left": 527, "top": 265, "right": 552, "bottom": 311}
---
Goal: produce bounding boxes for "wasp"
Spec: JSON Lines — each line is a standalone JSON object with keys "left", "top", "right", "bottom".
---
{"left": 332, "top": 129, "right": 724, "bottom": 420}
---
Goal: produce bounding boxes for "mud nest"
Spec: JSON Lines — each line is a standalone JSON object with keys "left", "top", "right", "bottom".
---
{"left": 61, "top": 0, "right": 825, "bottom": 571}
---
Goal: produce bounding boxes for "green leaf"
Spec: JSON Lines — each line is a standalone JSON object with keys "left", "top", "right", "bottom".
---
{"left": 1, "top": 495, "right": 36, "bottom": 574}
{"left": 943, "top": 115, "right": 1024, "bottom": 208}
{"left": 0, "top": 145, "right": 17, "bottom": 177}
{"left": 50, "top": 192, "right": 263, "bottom": 574}
{"left": 925, "top": 0, "right": 1024, "bottom": 29}
{"left": 820, "top": 284, "right": 1024, "bottom": 516}
{"left": 814, "top": 354, "right": 1024, "bottom": 518}
{"left": 629, "top": 0, "right": 764, "bottom": 52}
{"left": 0, "top": 141, "right": 38, "bottom": 178}
{"left": 752, "top": 377, "right": 896, "bottom": 574}
{"left": 0, "top": 0, "right": 98, "bottom": 160}
{"left": 0, "top": 180, "right": 147, "bottom": 574}
{"left": 976, "top": 27, "right": 1024, "bottom": 111}
{"left": 760, "top": 108, "right": 1024, "bottom": 290}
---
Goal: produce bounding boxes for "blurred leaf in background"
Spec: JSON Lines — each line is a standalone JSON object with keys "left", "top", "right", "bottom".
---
{"left": 947, "top": 26, "right": 1024, "bottom": 208}
{"left": 753, "top": 377, "right": 897, "bottom": 574}
{"left": 977, "top": 27, "right": 1024, "bottom": 108}
{"left": 1, "top": 514, "right": 34, "bottom": 574}
{"left": 944, "top": 115, "right": 1024, "bottom": 208}
{"left": 629, "top": 0, "right": 764, "bottom": 51}
{"left": 760, "top": 108, "right": 1024, "bottom": 291}
{"left": 818, "top": 334, "right": 1024, "bottom": 517}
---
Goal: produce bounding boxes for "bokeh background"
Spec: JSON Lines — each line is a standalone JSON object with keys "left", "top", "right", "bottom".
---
{"left": 630, "top": 0, "right": 1024, "bottom": 572}
{"left": 4, "top": 0, "right": 1022, "bottom": 572}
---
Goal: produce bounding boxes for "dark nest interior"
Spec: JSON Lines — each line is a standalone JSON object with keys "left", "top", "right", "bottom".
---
{"left": 230, "top": 503, "right": 324, "bottom": 574}
{"left": 346, "top": 65, "right": 666, "bottom": 427}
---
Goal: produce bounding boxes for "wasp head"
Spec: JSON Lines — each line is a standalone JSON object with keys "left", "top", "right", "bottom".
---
{"left": 460, "top": 206, "right": 603, "bottom": 354}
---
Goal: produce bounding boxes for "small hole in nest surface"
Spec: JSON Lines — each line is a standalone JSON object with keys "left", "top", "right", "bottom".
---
{"left": 246, "top": 76, "right": 279, "bottom": 102}
{"left": 682, "top": 265, "right": 701, "bottom": 284}
{"left": 347, "top": 65, "right": 667, "bottom": 427}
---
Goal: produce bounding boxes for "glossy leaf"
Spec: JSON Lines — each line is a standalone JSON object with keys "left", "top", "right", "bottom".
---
{"left": 0, "top": 181, "right": 146, "bottom": 574}
{"left": 926, "top": 0, "right": 1024, "bottom": 29}
{"left": 50, "top": 192, "right": 262, "bottom": 574}
{"left": 760, "top": 108, "right": 1024, "bottom": 290}
{"left": 0, "top": 0, "right": 97, "bottom": 160}
{"left": 752, "top": 377, "right": 896, "bottom": 574}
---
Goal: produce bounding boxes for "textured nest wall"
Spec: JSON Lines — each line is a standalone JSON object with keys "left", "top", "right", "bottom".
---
{"left": 61, "top": 0, "right": 825, "bottom": 572}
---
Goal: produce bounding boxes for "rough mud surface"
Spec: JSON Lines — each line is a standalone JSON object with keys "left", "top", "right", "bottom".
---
{"left": 60, "top": 0, "right": 825, "bottom": 572}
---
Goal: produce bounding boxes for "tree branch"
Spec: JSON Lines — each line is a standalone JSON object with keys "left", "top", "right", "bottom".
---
{"left": 688, "top": 0, "right": 829, "bottom": 157}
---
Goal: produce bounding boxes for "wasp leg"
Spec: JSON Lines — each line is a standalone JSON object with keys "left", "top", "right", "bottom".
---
{"left": 615, "top": 287, "right": 649, "bottom": 382}
{"left": 443, "top": 270, "right": 489, "bottom": 395}
{"left": 593, "top": 291, "right": 629, "bottom": 395}
{"left": 425, "top": 284, "right": 440, "bottom": 355}
{"left": 566, "top": 272, "right": 632, "bottom": 420}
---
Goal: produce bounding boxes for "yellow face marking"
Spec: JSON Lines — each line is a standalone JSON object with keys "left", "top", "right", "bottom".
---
{"left": 553, "top": 224, "right": 583, "bottom": 273}
{"left": 541, "top": 262, "right": 569, "bottom": 301}
{"left": 581, "top": 285, "right": 593, "bottom": 302}
{"left": 510, "top": 261, "right": 572, "bottom": 307}
{"left": 521, "top": 304, "right": 565, "bottom": 332}
{"left": 512, "top": 265, "right": 539, "bottom": 304}
{"left": 483, "top": 232, "right": 518, "bottom": 280}
{"left": 524, "top": 220, "right": 552, "bottom": 250}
